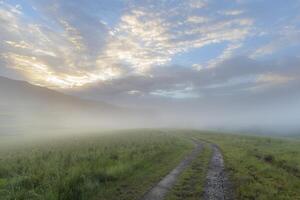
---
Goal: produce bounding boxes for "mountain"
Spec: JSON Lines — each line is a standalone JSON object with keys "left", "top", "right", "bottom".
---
{"left": 0, "top": 76, "right": 145, "bottom": 134}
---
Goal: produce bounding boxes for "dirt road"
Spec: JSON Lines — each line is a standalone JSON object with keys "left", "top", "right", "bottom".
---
{"left": 141, "top": 142, "right": 233, "bottom": 200}
{"left": 141, "top": 142, "right": 203, "bottom": 200}
{"left": 203, "top": 144, "right": 233, "bottom": 200}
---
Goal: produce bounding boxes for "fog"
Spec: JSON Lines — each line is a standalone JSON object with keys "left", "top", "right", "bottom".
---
{"left": 1, "top": 74, "right": 300, "bottom": 138}
{"left": 0, "top": 76, "right": 156, "bottom": 137}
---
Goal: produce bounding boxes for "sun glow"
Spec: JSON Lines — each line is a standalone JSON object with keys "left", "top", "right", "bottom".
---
{"left": 2, "top": 52, "right": 121, "bottom": 88}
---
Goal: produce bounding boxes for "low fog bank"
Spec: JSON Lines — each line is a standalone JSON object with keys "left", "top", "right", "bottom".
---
{"left": 1, "top": 100, "right": 300, "bottom": 137}
{"left": 0, "top": 76, "right": 159, "bottom": 136}
{"left": 148, "top": 102, "right": 300, "bottom": 136}
{"left": 1, "top": 76, "right": 300, "bottom": 137}
{"left": 0, "top": 98, "right": 160, "bottom": 136}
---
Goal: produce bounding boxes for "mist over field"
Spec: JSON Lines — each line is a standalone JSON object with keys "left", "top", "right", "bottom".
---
{"left": 1, "top": 74, "right": 300, "bottom": 136}
{"left": 0, "top": 76, "right": 156, "bottom": 135}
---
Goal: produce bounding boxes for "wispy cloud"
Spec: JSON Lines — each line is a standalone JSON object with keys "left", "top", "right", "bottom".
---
{"left": 0, "top": 0, "right": 299, "bottom": 101}
{"left": 0, "top": 0, "right": 255, "bottom": 88}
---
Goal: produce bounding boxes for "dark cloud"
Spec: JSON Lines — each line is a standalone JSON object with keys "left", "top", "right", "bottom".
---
{"left": 68, "top": 56, "right": 300, "bottom": 106}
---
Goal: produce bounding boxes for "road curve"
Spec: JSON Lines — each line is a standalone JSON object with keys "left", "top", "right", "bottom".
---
{"left": 141, "top": 142, "right": 203, "bottom": 200}
{"left": 203, "top": 144, "right": 233, "bottom": 200}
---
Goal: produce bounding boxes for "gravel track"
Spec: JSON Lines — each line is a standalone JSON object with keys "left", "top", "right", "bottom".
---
{"left": 203, "top": 144, "right": 233, "bottom": 200}
{"left": 140, "top": 142, "right": 203, "bottom": 200}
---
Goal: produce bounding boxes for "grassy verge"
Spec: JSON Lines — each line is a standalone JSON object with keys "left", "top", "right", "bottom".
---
{"left": 0, "top": 130, "right": 193, "bottom": 200}
{"left": 190, "top": 131, "right": 300, "bottom": 200}
{"left": 165, "top": 143, "right": 212, "bottom": 200}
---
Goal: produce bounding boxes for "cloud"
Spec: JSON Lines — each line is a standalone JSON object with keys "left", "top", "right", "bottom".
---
{"left": 221, "top": 10, "right": 244, "bottom": 16}
{"left": 188, "top": 0, "right": 207, "bottom": 9}
{"left": 0, "top": 1, "right": 121, "bottom": 88}
{"left": 100, "top": 1, "right": 254, "bottom": 74}
{"left": 0, "top": 0, "right": 299, "bottom": 100}
{"left": 101, "top": 9, "right": 173, "bottom": 72}
{"left": 0, "top": 0, "right": 255, "bottom": 89}
{"left": 251, "top": 26, "right": 300, "bottom": 58}
{"left": 70, "top": 56, "right": 300, "bottom": 105}
{"left": 186, "top": 16, "right": 209, "bottom": 24}
{"left": 205, "top": 43, "right": 243, "bottom": 68}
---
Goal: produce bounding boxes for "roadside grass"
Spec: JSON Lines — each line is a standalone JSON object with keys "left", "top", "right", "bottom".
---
{"left": 165, "top": 143, "right": 212, "bottom": 200}
{"left": 0, "top": 130, "right": 193, "bottom": 200}
{"left": 190, "top": 131, "right": 300, "bottom": 200}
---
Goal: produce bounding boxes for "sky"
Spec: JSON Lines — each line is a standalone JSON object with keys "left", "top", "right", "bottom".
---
{"left": 1, "top": 0, "right": 300, "bottom": 115}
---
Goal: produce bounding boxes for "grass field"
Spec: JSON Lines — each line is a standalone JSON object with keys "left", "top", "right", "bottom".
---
{"left": 190, "top": 131, "right": 300, "bottom": 200}
{"left": 0, "top": 129, "right": 300, "bottom": 200}
{"left": 0, "top": 130, "right": 193, "bottom": 200}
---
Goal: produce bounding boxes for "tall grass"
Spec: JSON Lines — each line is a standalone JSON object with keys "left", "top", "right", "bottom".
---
{"left": 0, "top": 130, "right": 193, "bottom": 200}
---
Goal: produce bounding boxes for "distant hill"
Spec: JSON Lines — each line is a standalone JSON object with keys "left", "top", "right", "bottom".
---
{"left": 0, "top": 76, "right": 120, "bottom": 111}
{"left": 0, "top": 76, "right": 147, "bottom": 134}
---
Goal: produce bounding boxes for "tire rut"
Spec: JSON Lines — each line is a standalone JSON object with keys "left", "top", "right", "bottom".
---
{"left": 203, "top": 144, "right": 233, "bottom": 200}
{"left": 141, "top": 142, "right": 203, "bottom": 200}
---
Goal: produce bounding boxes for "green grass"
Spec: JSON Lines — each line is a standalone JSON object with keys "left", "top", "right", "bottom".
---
{"left": 0, "top": 130, "right": 193, "bottom": 200}
{"left": 190, "top": 131, "right": 300, "bottom": 200}
{"left": 165, "top": 143, "right": 212, "bottom": 200}
{"left": 1, "top": 129, "right": 300, "bottom": 200}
